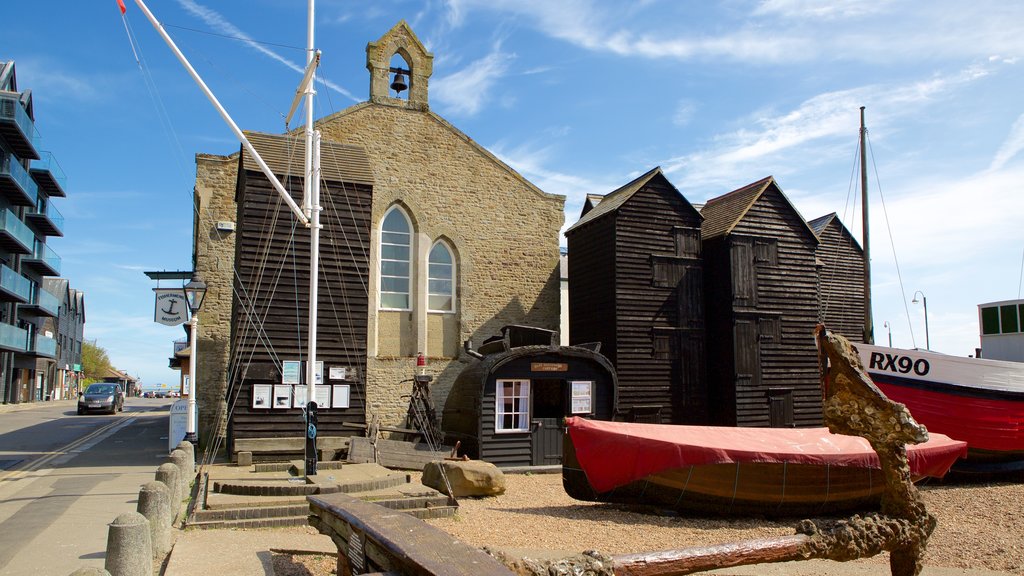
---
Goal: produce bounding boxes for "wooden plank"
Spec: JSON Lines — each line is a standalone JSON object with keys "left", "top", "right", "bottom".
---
{"left": 234, "top": 436, "right": 351, "bottom": 452}
{"left": 347, "top": 437, "right": 449, "bottom": 470}
{"left": 308, "top": 492, "right": 513, "bottom": 576}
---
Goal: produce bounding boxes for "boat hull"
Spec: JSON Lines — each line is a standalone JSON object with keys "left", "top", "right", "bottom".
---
{"left": 857, "top": 343, "right": 1024, "bottom": 462}
{"left": 562, "top": 417, "right": 966, "bottom": 517}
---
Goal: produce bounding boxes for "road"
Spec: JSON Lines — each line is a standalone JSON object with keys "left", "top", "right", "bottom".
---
{"left": 0, "top": 397, "right": 173, "bottom": 575}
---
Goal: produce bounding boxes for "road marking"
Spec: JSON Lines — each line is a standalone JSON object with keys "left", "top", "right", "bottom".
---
{"left": 0, "top": 415, "right": 138, "bottom": 489}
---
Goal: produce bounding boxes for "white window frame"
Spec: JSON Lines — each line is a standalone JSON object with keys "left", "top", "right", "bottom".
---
{"left": 427, "top": 240, "right": 456, "bottom": 313}
{"left": 378, "top": 206, "right": 413, "bottom": 311}
{"left": 495, "top": 379, "right": 530, "bottom": 433}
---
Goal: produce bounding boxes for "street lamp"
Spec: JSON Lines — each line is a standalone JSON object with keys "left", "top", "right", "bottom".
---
{"left": 183, "top": 273, "right": 207, "bottom": 444}
{"left": 912, "top": 290, "right": 929, "bottom": 351}
{"left": 883, "top": 320, "right": 892, "bottom": 348}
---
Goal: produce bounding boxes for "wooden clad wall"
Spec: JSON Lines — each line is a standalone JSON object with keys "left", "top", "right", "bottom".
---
{"left": 716, "top": 186, "right": 821, "bottom": 428}
{"left": 229, "top": 168, "right": 372, "bottom": 442}
{"left": 567, "top": 217, "right": 617, "bottom": 364}
{"left": 816, "top": 219, "right": 866, "bottom": 343}
{"left": 477, "top": 352, "right": 615, "bottom": 467}
{"left": 613, "top": 180, "right": 705, "bottom": 424}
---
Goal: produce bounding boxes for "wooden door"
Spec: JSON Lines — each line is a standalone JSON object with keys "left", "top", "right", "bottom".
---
{"left": 531, "top": 418, "right": 563, "bottom": 465}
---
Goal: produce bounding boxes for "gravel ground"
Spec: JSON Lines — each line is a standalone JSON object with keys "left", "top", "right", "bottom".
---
{"left": 279, "top": 472, "right": 1024, "bottom": 575}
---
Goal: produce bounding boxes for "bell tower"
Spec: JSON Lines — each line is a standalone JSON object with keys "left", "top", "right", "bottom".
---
{"left": 366, "top": 21, "right": 434, "bottom": 111}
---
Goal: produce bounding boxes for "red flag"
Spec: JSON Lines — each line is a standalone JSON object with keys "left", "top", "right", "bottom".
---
{"left": 117, "top": 0, "right": 126, "bottom": 14}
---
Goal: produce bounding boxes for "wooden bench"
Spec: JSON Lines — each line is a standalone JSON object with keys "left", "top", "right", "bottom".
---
{"left": 233, "top": 436, "right": 351, "bottom": 462}
{"left": 308, "top": 491, "right": 513, "bottom": 575}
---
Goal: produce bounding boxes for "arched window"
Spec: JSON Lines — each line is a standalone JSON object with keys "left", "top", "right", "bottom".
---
{"left": 428, "top": 241, "right": 455, "bottom": 312}
{"left": 380, "top": 207, "right": 412, "bottom": 310}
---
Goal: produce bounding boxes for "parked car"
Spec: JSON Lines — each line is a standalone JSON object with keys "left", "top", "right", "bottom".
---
{"left": 77, "top": 383, "right": 125, "bottom": 415}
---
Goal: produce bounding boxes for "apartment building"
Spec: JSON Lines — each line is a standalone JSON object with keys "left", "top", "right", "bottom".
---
{"left": 0, "top": 61, "right": 65, "bottom": 403}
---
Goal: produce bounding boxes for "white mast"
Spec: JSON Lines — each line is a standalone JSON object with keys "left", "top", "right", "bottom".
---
{"left": 304, "top": 0, "right": 323, "bottom": 475}
{"left": 133, "top": 0, "right": 323, "bottom": 476}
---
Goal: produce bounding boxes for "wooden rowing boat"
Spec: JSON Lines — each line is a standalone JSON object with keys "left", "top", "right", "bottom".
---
{"left": 561, "top": 416, "right": 966, "bottom": 516}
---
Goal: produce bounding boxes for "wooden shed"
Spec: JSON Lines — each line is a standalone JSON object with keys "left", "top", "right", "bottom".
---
{"left": 809, "top": 212, "right": 867, "bottom": 343}
{"left": 701, "top": 176, "right": 821, "bottom": 428}
{"left": 227, "top": 131, "right": 374, "bottom": 459}
{"left": 564, "top": 167, "right": 706, "bottom": 424}
{"left": 442, "top": 325, "right": 617, "bottom": 467}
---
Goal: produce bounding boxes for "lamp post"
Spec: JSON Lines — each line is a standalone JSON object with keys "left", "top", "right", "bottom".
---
{"left": 883, "top": 320, "right": 892, "bottom": 348}
{"left": 912, "top": 290, "right": 929, "bottom": 351}
{"left": 183, "top": 274, "right": 207, "bottom": 444}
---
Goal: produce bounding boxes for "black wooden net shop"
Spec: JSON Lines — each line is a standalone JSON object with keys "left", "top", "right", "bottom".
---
{"left": 442, "top": 326, "right": 617, "bottom": 468}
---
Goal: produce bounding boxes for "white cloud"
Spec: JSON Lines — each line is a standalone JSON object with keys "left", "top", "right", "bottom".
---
{"left": 432, "top": 49, "right": 515, "bottom": 116}
{"left": 174, "top": 0, "right": 359, "bottom": 103}
{"left": 989, "top": 113, "right": 1024, "bottom": 172}
{"left": 753, "top": 0, "right": 892, "bottom": 20}
{"left": 662, "top": 64, "right": 996, "bottom": 191}
{"left": 444, "top": 0, "right": 1024, "bottom": 64}
{"left": 672, "top": 100, "right": 697, "bottom": 127}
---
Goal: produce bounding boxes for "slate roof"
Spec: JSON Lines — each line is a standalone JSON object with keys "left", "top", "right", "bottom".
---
{"left": 809, "top": 212, "right": 863, "bottom": 252}
{"left": 566, "top": 166, "right": 701, "bottom": 234}
{"left": 700, "top": 175, "right": 819, "bottom": 243}
{"left": 240, "top": 131, "right": 374, "bottom": 186}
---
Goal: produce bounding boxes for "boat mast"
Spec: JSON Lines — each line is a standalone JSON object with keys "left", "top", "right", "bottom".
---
{"left": 302, "top": 0, "right": 322, "bottom": 478}
{"left": 860, "top": 107, "right": 874, "bottom": 344}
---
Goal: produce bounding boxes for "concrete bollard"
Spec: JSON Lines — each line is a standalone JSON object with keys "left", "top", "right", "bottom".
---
{"left": 155, "top": 463, "right": 181, "bottom": 522}
{"left": 169, "top": 449, "right": 192, "bottom": 503}
{"left": 104, "top": 512, "right": 152, "bottom": 576}
{"left": 176, "top": 440, "right": 195, "bottom": 472}
{"left": 68, "top": 568, "right": 110, "bottom": 576}
{"left": 137, "top": 481, "right": 172, "bottom": 559}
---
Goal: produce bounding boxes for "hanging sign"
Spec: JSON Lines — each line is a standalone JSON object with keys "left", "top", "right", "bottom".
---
{"left": 154, "top": 288, "right": 188, "bottom": 326}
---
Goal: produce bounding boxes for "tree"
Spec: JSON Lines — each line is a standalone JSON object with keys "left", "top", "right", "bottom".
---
{"left": 81, "top": 340, "right": 113, "bottom": 385}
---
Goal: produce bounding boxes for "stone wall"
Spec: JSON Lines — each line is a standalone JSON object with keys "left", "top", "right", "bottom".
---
{"left": 317, "top": 103, "right": 564, "bottom": 426}
{"left": 193, "top": 153, "right": 238, "bottom": 445}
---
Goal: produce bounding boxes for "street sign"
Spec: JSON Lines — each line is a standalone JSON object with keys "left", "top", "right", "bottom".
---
{"left": 168, "top": 399, "right": 191, "bottom": 452}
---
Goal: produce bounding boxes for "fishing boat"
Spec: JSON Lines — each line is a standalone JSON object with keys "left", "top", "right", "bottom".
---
{"left": 842, "top": 109, "right": 1024, "bottom": 469}
{"left": 562, "top": 416, "right": 966, "bottom": 516}
{"left": 855, "top": 343, "right": 1024, "bottom": 467}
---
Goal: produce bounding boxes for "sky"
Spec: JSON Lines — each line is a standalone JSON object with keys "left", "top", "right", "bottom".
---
{"left": 2, "top": 0, "right": 1023, "bottom": 388}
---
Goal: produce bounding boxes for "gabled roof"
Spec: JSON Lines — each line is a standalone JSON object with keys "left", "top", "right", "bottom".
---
{"left": 580, "top": 194, "right": 605, "bottom": 218}
{"left": 700, "top": 176, "right": 819, "bottom": 244}
{"left": 317, "top": 103, "right": 561, "bottom": 203}
{"left": 809, "top": 212, "right": 863, "bottom": 252}
{"left": 43, "top": 278, "right": 70, "bottom": 305}
{"left": 565, "top": 166, "right": 702, "bottom": 235}
{"left": 0, "top": 61, "right": 16, "bottom": 92}
{"left": 240, "top": 131, "right": 374, "bottom": 186}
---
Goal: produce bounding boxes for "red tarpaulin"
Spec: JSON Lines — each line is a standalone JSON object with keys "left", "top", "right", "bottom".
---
{"left": 566, "top": 416, "right": 967, "bottom": 493}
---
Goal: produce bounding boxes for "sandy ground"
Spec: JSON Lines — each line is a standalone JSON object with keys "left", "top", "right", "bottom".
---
{"left": 276, "top": 471, "right": 1024, "bottom": 575}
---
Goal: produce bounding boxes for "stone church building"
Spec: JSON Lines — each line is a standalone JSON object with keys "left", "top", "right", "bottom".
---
{"left": 191, "top": 22, "right": 564, "bottom": 450}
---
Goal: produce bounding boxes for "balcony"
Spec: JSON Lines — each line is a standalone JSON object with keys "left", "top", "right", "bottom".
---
{"left": 30, "top": 151, "right": 66, "bottom": 197}
{"left": 24, "top": 333, "right": 57, "bottom": 358}
{"left": 19, "top": 286, "right": 59, "bottom": 318}
{"left": 0, "top": 264, "right": 30, "bottom": 303}
{"left": 0, "top": 93, "right": 39, "bottom": 160}
{"left": 0, "top": 208, "right": 33, "bottom": 254}
{"left": 26, "top": 197, "right": 64, "bottom": 237}
{"left": 22, "top": 240, "right": 60, "bottom": 277}
{"left": 0, "top": 323, "right": 28, "bottom": 353}
{"left": 0, "top": 151, "right": 39, "bottom": 206}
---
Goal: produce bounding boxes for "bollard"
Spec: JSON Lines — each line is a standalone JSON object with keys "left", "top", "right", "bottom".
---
{"left": 176, "top": 440, "right": 195, "bottom": 472}
{"left": 67, "top": 568, "right": 110, "bottom": 576}
{"left": 155, "top": 463, "right": 181, "bottom": 523}
{"left": 169, "top": 449, "right": 192, "bottom": 504}
{"left": 104, "top": 512, "right": 152, "bottom": 576}
{"left": 137, "top": 481, "right": 172, "bottom": 559}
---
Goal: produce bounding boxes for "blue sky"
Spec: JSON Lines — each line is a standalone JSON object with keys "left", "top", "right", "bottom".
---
{"left": 3, "top": 0, "right": 1023, "bottom": 387}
